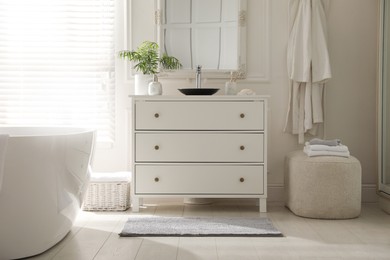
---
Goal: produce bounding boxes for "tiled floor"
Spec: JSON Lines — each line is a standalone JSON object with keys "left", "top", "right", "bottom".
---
{"left": 29, "top": 201, "right": 390, "bottom": 260}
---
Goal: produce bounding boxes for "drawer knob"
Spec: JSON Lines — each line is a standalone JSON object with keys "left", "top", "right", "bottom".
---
{"left": 154, "top": 113, "right": 160, "bottom": 118}
{"left": 154, "top": 177, "right": 159, "bottom": 182}
{"left": 240, "top": 177, "right": 245, "bottom": 183}
{"left": 154, "top": 145, "right": 160, "bottom": 150}
{"left": 240, "top": 145, "right": 245, "bottom": 150}
{"left": 240, "top": 113, "right": 245, "bottom": 118}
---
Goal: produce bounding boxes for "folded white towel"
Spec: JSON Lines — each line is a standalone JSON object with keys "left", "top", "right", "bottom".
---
{"left": 305, "top": 142, "right": 349, "bottom": 152}
{"left": 309, "top": 138, "right": 341, "bottom": 146}
{"left": 304, "top": 145, "right": 350, "bottom": 157}
{"left": 0, "top": 134, "right": 9, "bottom": 192}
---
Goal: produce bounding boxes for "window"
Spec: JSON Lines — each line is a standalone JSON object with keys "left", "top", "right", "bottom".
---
{"left": 0, "top": 0, "right": 116, "bottom": 143}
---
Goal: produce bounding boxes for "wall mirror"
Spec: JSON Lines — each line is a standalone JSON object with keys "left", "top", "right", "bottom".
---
{"left": 156, "top": 0, "right": 247, "bottom": 78}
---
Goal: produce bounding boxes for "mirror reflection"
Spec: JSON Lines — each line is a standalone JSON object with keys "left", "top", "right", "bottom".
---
{"left": 158, "top": 0, "right": 245, "bottom": 72}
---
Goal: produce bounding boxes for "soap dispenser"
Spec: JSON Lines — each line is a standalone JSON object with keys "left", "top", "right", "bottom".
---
{"left": 148, "top": 74, "right": 162, "bottom": 95}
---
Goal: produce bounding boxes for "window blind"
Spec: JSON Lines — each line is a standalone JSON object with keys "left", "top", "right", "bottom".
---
{"left": 0, "top": 0, "right": 116, "bottom": 143}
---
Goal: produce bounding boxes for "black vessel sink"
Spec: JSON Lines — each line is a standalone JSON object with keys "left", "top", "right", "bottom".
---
{"left": 178, "top": 88, "right": 219, "bottom": 95}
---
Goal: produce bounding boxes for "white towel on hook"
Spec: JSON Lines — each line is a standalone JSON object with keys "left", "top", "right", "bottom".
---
{"left": 0, "top": 134, "right": 9, "bottom": 193}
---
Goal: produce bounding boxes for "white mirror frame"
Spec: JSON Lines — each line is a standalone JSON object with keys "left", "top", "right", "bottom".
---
{"left": 155, "top": 0, "right": 247, "bottom": 79}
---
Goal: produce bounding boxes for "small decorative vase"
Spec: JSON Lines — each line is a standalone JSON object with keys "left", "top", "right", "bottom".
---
{"left": 148, "top": 75, "right": 162, "bottom": 95}
{"left": 135, "top": 74, "right": 153, "bottom": 95}
{"left": 225, "top": 81, "right": 237, "bottom": 95}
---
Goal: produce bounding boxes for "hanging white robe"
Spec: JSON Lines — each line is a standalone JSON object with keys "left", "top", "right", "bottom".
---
{"left": 284, "top": 0, "right": 331, "bottom": 144}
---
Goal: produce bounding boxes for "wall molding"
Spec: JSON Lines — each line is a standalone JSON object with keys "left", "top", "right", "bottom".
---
{"left": 244, "top": 0, "right": 270, "bottom": 83}
{"left": 124, "top": 0, "right": 158, "bottom": 84}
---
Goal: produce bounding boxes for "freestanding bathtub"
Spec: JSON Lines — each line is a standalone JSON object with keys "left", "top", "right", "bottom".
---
{"left": 0, "top": 127, "right": 95, "bottom": 260}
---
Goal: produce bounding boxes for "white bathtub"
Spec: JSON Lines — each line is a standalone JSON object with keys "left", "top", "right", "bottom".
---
{"left": 0, "top": 127, "right": 95, "bottom": 259}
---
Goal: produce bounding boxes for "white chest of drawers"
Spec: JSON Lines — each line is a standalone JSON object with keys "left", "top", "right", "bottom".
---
{"left": 130, "top": 96, "right": 268, "bottom": 212}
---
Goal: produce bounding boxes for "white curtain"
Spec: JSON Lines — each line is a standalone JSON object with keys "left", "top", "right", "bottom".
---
{"left": 284, "top": 0, "right": 332, "bottom": 144}
{"left": 0, "top": 0, "right": 116, "bottom": 143}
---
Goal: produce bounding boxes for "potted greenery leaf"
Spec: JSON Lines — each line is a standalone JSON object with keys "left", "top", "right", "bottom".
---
{"left": 119, "top": 41, "right": 181, "bottom": 95}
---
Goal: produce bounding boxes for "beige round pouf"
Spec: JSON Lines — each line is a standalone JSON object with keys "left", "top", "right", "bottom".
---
{"left": 285, "top": 150, "right": 362, "bottom": 219}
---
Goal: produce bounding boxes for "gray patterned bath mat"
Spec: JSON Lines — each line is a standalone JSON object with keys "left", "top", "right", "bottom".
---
{"left": 119, "top": 216, "right": 283, "bottom": 237}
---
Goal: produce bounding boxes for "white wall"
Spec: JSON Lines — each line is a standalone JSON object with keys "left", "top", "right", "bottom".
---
{"left": 326, "top": 0, "right": 379, "bottom": 201}
{"left": 92, "top": 0, "right": 379, "bottom": 202}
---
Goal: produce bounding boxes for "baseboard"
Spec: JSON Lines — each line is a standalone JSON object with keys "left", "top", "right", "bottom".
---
{"left": 362, "top": 184, "right": 379, "bottom": 203}
{"left": 141, "top": 184, "right": 379, "bottom": 206}
{"left": 267, "top": 184, "right": 285, "bottom": 202}
{"left": 267, "top": 183, "right": 379, "bottom": 203}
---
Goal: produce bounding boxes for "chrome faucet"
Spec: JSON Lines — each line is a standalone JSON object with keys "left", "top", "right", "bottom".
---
{"left": 195, "top": 65, "right": 202, "bottom": 89}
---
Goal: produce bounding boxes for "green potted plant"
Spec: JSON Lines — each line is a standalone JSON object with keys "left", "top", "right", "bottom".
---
{"left": 119, "top": 41, "right": 181, "bottom": 95}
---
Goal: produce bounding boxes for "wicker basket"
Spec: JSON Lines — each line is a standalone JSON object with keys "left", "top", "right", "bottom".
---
{"left": 82, "top": 181, "right": 130, "bottom": 211}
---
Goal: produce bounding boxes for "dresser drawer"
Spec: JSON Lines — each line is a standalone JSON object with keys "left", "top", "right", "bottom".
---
{"left": 135, "top": 101, "right": 264, "bottom": 130}
{"left": 135, "top": 165, "right": 264, "bottom": 195}
{"left": 135, "top": 133, "right": 264, "bottom": 162}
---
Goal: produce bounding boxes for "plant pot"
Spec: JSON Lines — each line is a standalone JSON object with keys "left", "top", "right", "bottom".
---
{"left": 134, "top": 74, "right": 153, "bottom": 95}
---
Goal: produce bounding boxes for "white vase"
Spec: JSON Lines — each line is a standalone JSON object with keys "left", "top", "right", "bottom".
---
{"left": 225, "top": 81, "right": 237, "bottom": 95}
{"left": 134, "top": 74, "right": 153, "bottom": 95}
{"left": 148, "top": 75, "right": 162, "bottom": 95}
